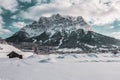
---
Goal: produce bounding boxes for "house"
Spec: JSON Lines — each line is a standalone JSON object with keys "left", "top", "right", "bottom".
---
{"left": 7, "top": 51, "right": 23, "bottom": 59}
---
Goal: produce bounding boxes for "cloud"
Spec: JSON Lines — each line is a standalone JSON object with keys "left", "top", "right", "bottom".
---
{"left": 0, "top": 8, "right": 3, "bottom": 14}
{"left": 1, "top": 0, "right": 120, "bottom": 39}
{"left": 11, "top": 15, "right": 17, "bottom": 19}
{"left": 17, "top": 0, "right": 120, "bottom": 25}
{"left": 112, "top": 32, "right": 120, "bottom": 39}
{"left": 0, "top": 0, "right": 18, "bottom": 12}
{"left": 18, "top": 0, "right": 72, "bottom": 20}
{"left": 109, "top": 26, "right": 114, "bottom": 29}
{"left": 0, "top": 16, "right": 12, "bottom": 38}
{"left": 12, "top": 22, "right": 26, "bottom": 29}
{"left": 18, "top": 0, "right": 32, "bottom": 3}
{"left": 0, "top": 0, "right": 18, "bottom": 38}
{"left": 0, "top": 16, "right": 4, "bottom": 28}
{"left": 0, "top": 29, "right": 13, "bottom": 39}
{"left": 0, "top": 29, "right": 12, "bottom": 35}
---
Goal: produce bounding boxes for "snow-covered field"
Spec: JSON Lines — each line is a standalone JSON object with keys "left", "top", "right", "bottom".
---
{"left": 1, "top": 53, "right": 120, "bottom": 80}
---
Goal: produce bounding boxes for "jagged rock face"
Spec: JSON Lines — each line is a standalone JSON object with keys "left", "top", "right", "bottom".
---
{"left": 6, "top": 14, "right": 120, "bottom": 50}
{"left": 7, "top": 14, "right": 89, "bottom": 41}
{"left": 19, "top": 14, "right": 90, "bottom": 38}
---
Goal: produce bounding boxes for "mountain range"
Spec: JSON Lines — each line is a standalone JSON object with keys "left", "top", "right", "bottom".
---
{"left": 6, "top": 14, "right": 120, "bottom": 51}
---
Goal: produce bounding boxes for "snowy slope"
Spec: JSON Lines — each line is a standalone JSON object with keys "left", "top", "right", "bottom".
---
{"left": 0, "top": 44, "right": 21, "bottom": 53}
{"left": 1, "top": 53, "right": 120, "bottom": 80}
{"left": 0, "top": 43, "right": 33, "bottom": 58}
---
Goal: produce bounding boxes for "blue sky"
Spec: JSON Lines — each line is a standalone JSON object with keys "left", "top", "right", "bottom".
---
{"left": 0, "top": 0, "right": 120, "bottom": 39}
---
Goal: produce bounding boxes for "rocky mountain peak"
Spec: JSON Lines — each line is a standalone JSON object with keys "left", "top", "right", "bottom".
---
{"left": 6, "top": 14, "right": 120, "bottom": 52}
{"left": 20, "top": 14, "right": 90, "bottom": 38}
{"left": 51, "top": 14, "right": 62, "bottom": 19}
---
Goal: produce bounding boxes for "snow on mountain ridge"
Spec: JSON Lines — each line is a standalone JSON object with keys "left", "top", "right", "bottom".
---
{"left": 21, "top": 14, "right": 90, "bottom": 38}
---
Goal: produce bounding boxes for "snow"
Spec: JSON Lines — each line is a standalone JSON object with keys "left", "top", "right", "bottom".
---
{"left": 1, "top": 53, "right": 120, "bottom": 80}
{"left": 57, "top": 48, "right": 82, "bottom": 52}
{"left": 24, "top": 26, "right": 44, "bottom": 38}
{"left": 0, "top": 44, "right": 33, "bottom": 58}
{"left": 33, "top": 38, "right": 37, "bottom": 43}
{"left": 0, "top": 44, "right": 21, "bottom": 53}
{"left": 1, "top": 44, "right": 120, "bottom": 80}
{"left": 99, "top": 48, "right": 109, "bottom": 50}
{"left": 57, "top": 36, "right": 64, "bottom": 48}
{"left": 112, "top": 45, "right": 119, "bottom": 48}
{"left": 85, "top": 44, "right": 96, "bottom": 48}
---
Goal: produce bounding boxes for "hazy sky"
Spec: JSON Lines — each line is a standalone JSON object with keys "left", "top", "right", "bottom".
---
{"left": 0, "top": 0, "right": 120, "bottom": 39}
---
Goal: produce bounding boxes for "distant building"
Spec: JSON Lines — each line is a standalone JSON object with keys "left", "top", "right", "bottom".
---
{"left": 7, "top": 51, "right": 23, "bottom": 59}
